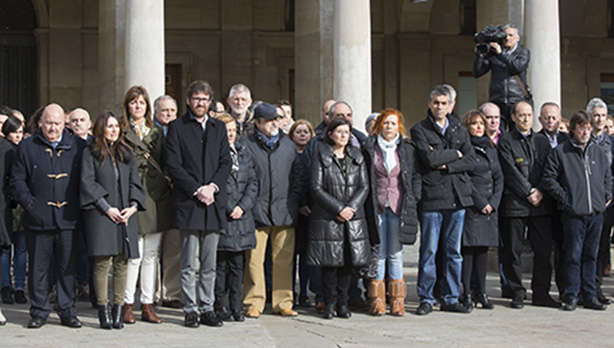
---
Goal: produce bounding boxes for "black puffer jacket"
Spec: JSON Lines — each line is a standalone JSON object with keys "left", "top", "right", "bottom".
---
{"left": 218, "top": 143, "right": 258, "bottom": 252}
{"left": 498, "top": 129, "right": 552, "bottom": 217}
{"left": 463, "top": 136, "right": 503, "bottom": 247}
{"left": 363, "top": 135, "right": 421, "bottom": 245}
{"left": 410, "top": 111, "right": 476, "bottom": 212}
{"left": 473, "top": 44, "right": 530, "bottom": 106}
{"left": 307, "top": 142, "right": 370, "bottom": 268}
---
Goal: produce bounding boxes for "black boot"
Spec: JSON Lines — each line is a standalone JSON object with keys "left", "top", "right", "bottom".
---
{"left": 460, "top": 293, "right": 473, "bottom": 312}
{"left": 98, "top": 305, "right": 112, "bottom": 330}
{"left": 112, "top": 304, "right": 124, "bottom": 329}
{"left": 473, "top": 293, "right": 494, "bottom": 309}
{"left": 322, "top": 303, "right": 334, "bottom": 319}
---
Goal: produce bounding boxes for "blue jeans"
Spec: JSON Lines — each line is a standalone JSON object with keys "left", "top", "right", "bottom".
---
{"left": 2, "top": 230, "right": 27, "bottom": 290}
{"left": 562, "top": 214, "right": 603, "bottom": 302}
{"left": 376, "top": 207, "right": 403, "bottom": 280}
{"left": 417, "top": 209, "right": 465, "bottom": 305}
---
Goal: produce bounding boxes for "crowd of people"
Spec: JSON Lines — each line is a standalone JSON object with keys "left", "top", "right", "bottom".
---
{"left": 0, "top": 32, "right": 612, "bottom": 328}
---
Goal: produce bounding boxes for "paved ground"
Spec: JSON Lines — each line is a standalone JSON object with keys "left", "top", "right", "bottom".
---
{"left": 2, "top": 244, "right": 614, "bottom": 347}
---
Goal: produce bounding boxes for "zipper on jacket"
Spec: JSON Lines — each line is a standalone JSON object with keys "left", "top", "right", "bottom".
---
{"left": 583, "top": 145, "right": 593, "bottom": 214}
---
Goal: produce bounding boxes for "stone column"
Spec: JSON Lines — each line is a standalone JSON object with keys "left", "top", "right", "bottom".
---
{"left": 124, "top": 0, "right": 165, "bottom": 103}
{"left": 525, "top": 0, "right": 560, "bottom": 130}
{"left": 333, "top": 0, "right": 371, "bottom": 133}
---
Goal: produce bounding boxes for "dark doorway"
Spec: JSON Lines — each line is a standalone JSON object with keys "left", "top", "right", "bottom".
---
{"left": 165, "top": 64, "right": 182, "bottom": 113}
{"left": 0, "top": 0, "right": 37, "bottom": 118}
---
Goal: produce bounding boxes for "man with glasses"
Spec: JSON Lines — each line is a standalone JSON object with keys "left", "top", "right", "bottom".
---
{"left": 166, "top": 80, "right": 232, "bottom": 328}
{"left": 226, "top": 84, "right": 254, "bottom": 138}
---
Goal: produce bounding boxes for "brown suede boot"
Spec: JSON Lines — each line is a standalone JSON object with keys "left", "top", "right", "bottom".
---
{"left": 388, "top": 279, "right": 406, "bottom": 316}
{"left": 141, "top": 303, "right": 162, "bottom": 323}
{"left": 123, "top": 303, "right": 136, "bottom": 324}
{"left": 368, "top": 279, "right": 386, "bottom": 316}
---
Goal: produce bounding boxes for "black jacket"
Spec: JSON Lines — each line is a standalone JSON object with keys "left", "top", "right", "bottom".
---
{"left": 543, "top": 138, "right": 613, "bottom": 217}
{"left": 307, "top": 142, "right": 370, "bottom": 268}
{"left": 9, "top": 129, "right": 86, "bottom": 231}
{"left": 463, "top": 136, "right": 504, "bottom": 247}
{"left": 166, "top": 110, "right": 232, "bottom": 231}
{"left": 498, "top": 128, "right": 552, "bottom": 217}
{"left": 363, "top": 135, "right": 421, "bottom": 245}
{"left": 410, "top": 111, "right": 475, "bottom": 211}
{"left": 473, "top": 44, "right": 530, "bottom": 106}
{"left": 218, "top": 143, "right": 258, "bottom": 252}
{"left": 240, "top": 131, "right": 303, "bottom": 227}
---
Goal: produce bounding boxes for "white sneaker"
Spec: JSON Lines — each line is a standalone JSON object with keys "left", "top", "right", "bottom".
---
{"left": 0, "top": 308, "right": 6, "bottom": 325}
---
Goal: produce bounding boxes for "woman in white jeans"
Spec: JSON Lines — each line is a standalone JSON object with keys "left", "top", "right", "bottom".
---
{"left": 120, "top": 86, "right": 172, "bottom": 324}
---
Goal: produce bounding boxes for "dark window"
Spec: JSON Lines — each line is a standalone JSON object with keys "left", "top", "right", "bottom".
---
{"left": 285, "top": 0, "right": 295, "bottom": 32}
{"left": 0, "top": 0, "right": 37, "bottom": 31}
{"left": 460, "top": 0, "right": 477, "bottom": 35}
{"left": 609, "top": 0, "right": 614, "bottom": 38}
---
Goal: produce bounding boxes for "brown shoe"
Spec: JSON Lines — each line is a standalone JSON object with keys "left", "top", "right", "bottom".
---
{"left": 275, "top": 308, "right": 298, "bottom": 317}
{"left": 315, "top": 301, "right": 326, "bottom": 314}
{"left": 245, "top": 309, "right": 260, "bottom": 318}
{"left": 122, "top": 303, "right": 136, "bottom": 324}
{"left": 388, "top": 279, "right": 406, "bottom": 316}
{"left": 368, "top": 279, "right": 386, "bottom": 316}
{"left": 141, "top": 303, "right": 162, "bottom": 323}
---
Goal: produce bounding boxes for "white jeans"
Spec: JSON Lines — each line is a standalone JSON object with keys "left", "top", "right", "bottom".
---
{"left": 125, "top": 232, "right": 162, "bottom": 304}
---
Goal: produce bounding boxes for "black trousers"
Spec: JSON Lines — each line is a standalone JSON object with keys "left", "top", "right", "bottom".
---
{"left": 322, "top": 264, "right": 352, "bottom": 307}
{"left": 461, "top": 246, "right": 488, "bottom": 295}
{"left": 596, "top": 205, "right": 614, "bottom": 295}
{"left": 214, "top": 250, "right": 244, "bottom": 312}
{"left": 501, "top": 216, "right": 553, "bottom": 297}
{"left": 26, "top": 229, "right": 77, "bottom": 320}
{"left": 551, "top": 210, "right": 565, "bottom": 296}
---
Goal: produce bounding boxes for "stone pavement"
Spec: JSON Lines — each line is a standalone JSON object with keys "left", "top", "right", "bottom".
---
{"left": 2, "top": 244, "right": 614, "bottom": 347}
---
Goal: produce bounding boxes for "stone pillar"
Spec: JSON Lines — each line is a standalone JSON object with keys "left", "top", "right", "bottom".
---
{"left": 333, "top": 0, "right": 371, "bottom": 133}
{"left": 525, "top": 0, "right": 560, "bottom": 130}
{"left": 124, "top": 0, "right": 165, "bottom": 104}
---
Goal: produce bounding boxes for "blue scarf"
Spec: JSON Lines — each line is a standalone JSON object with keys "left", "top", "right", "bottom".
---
{"left": 256, "top": 129, "right": 279, "bottom": 150}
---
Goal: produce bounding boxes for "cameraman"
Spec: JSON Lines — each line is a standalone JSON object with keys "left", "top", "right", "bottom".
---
{"left": 473, "top": 24, "right": 530, "bottom": 131}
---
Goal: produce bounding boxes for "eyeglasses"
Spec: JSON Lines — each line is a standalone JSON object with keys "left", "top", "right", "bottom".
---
{"left": 191, "top": 96, "right": 211, "bottom": 103}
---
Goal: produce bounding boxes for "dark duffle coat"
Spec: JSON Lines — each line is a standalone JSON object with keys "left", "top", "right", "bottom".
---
{"left": 307, "top": 142, "right": 371, "bottom": 268}
{"left": 165, "top": 110, "right": 232, "bottom": 231}
{"left": 218, "top": 143, "right": 258, "bottom": 252}
{"left": 0, "top": 138, "right": 14, "bottom": 248}
{"left": 123, "top": 125, "right": 171, "bottom": 234}
{"left": 80, "top": 146, "right": 146, "bottom": 258}
{"left": 463, "top": 136, "right": 504, "bottom": 247}
{"left": 8, "top": 129, "right": 86, "bottom": 231}
{"left": 363, "top": 135, "right": 421, "bottom": 246}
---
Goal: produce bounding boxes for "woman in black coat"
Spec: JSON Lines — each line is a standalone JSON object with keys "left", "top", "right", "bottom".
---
{"left": 80, "top": 111, "right": 146, "bottom": 329}
{"left": 213, "top": 114, "right": 257, "bottom": 322}
{"left": 460, "top": 110, "right": 503, "bottom": 309}
{"left": 307, "top": 118, "right": 370, "bottom": 319}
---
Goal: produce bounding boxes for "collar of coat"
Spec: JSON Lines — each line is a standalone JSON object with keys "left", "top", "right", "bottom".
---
{"left": 33, "top": 128, "right": 75, "bottom": 150}
{"left": 317, "top": 141, "right": 363, "bottom": 168}
{"left": 426, "top": 109, "right": 461, "bottom": 135}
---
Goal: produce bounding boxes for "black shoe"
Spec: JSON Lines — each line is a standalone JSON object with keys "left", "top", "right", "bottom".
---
{"left": 216, "top": 307, "right": 233, "bottom": 322}
{"left": 511, "top": 293, "right": 525, "bottom": 309}
{"left": 440, "top": 302, "right": 471, "bottom": 313}
{"left": 60, "top": 316, "right": 82, "bottom": 328}
{"left": 14, "top": 290, "right": 27, "bottom": 304}
{"left": 336, "top": 305, "right": 351, "bottom": 319}
{"left": 28, "top": 316, "right": 46, "bottom": 329}
{"left": 231, "top": 310, "right": 245, "bottom": 322}
{"left": 597, "top": 294, "right": 612, "bottom": 305}
{"left": 460, "top": 294, "right": 473, "bottom": 313}
{"left": 184, "top": 312, "right": 199, "bottom": 328}
{"left": 1, "top": 287, "right": 13, "bottom": 304}
{"left": 111, "top": 304, "right": 123, "bottom": 329}
{"left": 472, "top": 293, "right": 494, "bottom": 309}
{"left": 98, "top": 305, "right": 112, "bottom": 330}
{"left": 584, "top": 298, "right": 607, "bottom": 310}
{"left": 532, "top": 295, "right": 561, "bottom": 308}
{"left": 562, "top": 297, "right": 577, "bottom": 311}
{"left": 200, "top": 311, "right": 223, "bottom": 327}
{"left": 415, "top": 302, "right": 433, "bottom": 316}
{"left": 298, "top": 295, "right": 311, "bottom": 308}
{"left": 322, "top": 304, "right": 334, "bottom": 319}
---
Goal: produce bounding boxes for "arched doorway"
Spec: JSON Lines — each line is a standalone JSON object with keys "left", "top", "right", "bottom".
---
{"left": 0, "top": 0, "right": 37, "bottom": 116}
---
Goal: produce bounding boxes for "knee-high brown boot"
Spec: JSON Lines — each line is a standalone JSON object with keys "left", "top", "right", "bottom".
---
{"left": 368, "top": 279, "right": 386, "bottom": 316}
{"left": 389, "top": 279, "right": 406, "bottom": 316}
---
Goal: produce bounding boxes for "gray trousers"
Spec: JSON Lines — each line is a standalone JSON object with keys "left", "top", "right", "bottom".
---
{"left": 180, "top": 229, "right": 219, "bottom": 314}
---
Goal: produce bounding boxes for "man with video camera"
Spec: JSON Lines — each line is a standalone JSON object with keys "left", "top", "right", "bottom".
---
{"left": 473, "top": 24, "right": 531, "bottom": 131}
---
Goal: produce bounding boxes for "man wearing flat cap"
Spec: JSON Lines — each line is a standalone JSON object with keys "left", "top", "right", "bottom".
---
{"left": 240, "top": 103, "right": 304, "bottom": 318}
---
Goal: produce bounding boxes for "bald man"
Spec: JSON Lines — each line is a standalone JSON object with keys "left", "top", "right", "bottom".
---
{"left": 9, "top": 103, "right": 86, "bottom": 328}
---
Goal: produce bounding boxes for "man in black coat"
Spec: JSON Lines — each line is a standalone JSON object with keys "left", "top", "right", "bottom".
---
{"left": 411, "top": 85, "right": 476, "bottom": 315}
{"left": 473, "top": 24, "right": 531, "bottom": 130}
{"left": 166, "top": 80, "right": 232, "bottom": 328}
{"left": 498, "top": 101, "right": 558, "bottom": 309}
{"left": 8, "top": 103, "right": 85, "bottom": 329}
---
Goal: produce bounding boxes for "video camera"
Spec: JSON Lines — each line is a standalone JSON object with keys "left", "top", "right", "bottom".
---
{"left": 474, "top": 25, "right": 507, "bottom": 56}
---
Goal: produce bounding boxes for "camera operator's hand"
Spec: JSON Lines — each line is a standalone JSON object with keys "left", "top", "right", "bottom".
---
{"left": 489, "top": 42, "right": 502, "bottom": 55}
